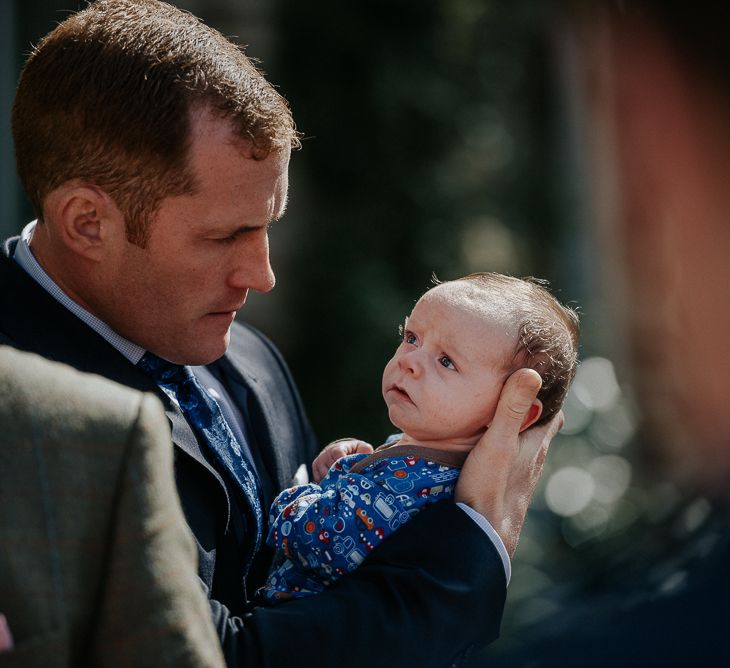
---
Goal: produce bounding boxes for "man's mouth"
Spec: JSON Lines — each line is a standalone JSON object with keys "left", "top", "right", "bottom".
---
{"left": 209, "top": 300, "right": 246, "bottom": 317}
{"left": 210, "top": 291, "right": 248, "bottom": 317}
{"left": 205, "top": 309, "right": 240, "bottom": 324}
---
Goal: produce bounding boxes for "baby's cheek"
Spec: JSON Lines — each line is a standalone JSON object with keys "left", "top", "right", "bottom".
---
{"left": 463, "top": 393, "right": 497, "bottom": 427}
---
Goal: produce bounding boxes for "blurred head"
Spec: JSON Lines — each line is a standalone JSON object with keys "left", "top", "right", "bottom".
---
{"left": 381, "top": 273, "right": 579, "bottom": 449}
{"left": 576, "top": 2, "right": 730, "bottom": 492}
{"left": 12, "top": 0, "right": 299, "bottom": 246}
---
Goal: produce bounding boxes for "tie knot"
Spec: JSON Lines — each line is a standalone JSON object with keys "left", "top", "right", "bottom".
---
{"left": 137, "top": 352, "right": 192, "bottom": 386}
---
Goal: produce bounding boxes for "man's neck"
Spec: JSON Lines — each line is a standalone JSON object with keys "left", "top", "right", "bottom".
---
{"left": 13, "top": 221, "right": 145, "bottom": 364}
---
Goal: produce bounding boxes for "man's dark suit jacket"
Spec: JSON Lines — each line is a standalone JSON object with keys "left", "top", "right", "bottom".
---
{"left": 1, "top": 236, "right": 507, "bottom": 667}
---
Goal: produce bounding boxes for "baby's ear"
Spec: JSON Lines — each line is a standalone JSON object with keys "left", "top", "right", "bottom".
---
{"left": 519, "top": 399, "right": 543, "bottom": 433}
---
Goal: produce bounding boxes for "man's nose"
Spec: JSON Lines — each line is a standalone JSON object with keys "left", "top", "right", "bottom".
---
{"left": 228, "top": 234, "right": 276, "bottom": 293}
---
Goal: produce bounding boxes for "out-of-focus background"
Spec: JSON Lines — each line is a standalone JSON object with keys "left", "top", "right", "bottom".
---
{"left": 1, "top": 0, "right": 714, "bottom": 660}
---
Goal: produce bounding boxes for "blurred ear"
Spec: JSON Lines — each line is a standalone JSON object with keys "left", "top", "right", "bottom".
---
{"left": 519, "top": 399, "right": 543, "bottom": 433}
{"left": 43, "top": 183, "right": 123, "bottom": 261}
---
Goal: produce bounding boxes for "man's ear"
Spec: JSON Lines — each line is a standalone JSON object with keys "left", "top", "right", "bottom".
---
{"left": 519, "top": 399, "right": 543, "bottom": 433}
{"left": 43, "top": 184, "right": 122, "bottom": 261}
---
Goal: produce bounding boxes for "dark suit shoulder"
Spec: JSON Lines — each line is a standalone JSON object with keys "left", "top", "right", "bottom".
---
{"left": 225, "top": 321, "right": 297, "bottom": 384}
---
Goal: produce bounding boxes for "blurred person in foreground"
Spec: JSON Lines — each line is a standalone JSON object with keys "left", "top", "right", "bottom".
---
{"left": 0, "top": 346, "right": 224, "bottom": 667}
{"left": 1, "top": 1, "right": 562, "bottom": 665}
{"left": 483, "top": 1, "right": 730, "bottom": 665}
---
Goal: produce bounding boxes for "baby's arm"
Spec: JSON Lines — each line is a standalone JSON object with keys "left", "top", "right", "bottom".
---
{"left": 312, "top": 437, "right": 373, "bottom": 483}
{"left": 267, "top": 453, "right": 365, "bottom": 552}
{"left": 271, "top": 440, "right": 371, "bottom": 520}
{"left": 267, "top": 456, "right": 412, "bottom": 582}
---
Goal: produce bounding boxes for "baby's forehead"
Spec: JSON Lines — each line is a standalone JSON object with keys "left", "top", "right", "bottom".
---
{"left": 413, "top": 282, "right": 520, "bottom": 358}
{"left": 419, "top": 281, "right": 517, "bottom": 326}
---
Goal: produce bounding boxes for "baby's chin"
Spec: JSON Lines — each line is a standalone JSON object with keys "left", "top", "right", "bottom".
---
{"left": 395, "top": 432, "right": 482, "bottom": 453}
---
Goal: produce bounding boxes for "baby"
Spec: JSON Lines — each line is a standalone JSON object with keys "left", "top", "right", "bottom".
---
{"left": 261, "top": 272, "right": 579, "bottom": 601}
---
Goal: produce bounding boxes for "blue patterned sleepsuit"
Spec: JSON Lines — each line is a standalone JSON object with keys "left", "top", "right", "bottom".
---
{"left": 261, "top": 443, "right": 468, "bottom": 601}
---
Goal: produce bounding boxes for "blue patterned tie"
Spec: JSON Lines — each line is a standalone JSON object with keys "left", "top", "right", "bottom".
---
{"left": 137, "top": 352, "right": 263, "bottom": 555}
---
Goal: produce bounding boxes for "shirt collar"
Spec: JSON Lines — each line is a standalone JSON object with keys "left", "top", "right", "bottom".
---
{"left": 13, "top": 221, "right": 145, "bottom": 364}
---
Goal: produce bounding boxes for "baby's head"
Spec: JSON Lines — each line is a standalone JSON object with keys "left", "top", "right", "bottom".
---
{"left": 381, "top": 273, "right": 579, "bottom": 449}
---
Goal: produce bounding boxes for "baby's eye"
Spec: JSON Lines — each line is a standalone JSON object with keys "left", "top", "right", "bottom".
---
{"left": 439, "top": 355, "right": 455, "bottom": 370}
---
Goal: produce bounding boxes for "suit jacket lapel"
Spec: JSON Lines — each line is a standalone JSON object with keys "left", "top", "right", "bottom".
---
{"left": 211, "top": 334, "right": 304, "bottom": 500}
{"left": 208, "top": 356, "right": 277, "bottom": 509}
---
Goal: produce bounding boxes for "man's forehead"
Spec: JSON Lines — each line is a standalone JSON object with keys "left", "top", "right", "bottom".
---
{"left": 189, "top": 104, "right": 292, "bottom": 163}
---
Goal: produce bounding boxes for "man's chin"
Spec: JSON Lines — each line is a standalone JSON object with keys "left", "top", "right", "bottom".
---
{"left": 161, "top": 331, "right": 231, "bottom": 366}
{"left": 193, "top": 335, "right": 231, "bottom": 366}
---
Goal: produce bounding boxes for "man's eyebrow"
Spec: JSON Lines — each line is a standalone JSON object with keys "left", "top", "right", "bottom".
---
{"left": 215, "top": 216, "right": 280, "bottom": 234}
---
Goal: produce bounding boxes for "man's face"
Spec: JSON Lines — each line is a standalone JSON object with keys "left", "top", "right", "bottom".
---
{"left": 98, "top": 107, "right": 290, "bottom": 364}
{"left": 381, "top": 284, "right": 516, "bottom": 449}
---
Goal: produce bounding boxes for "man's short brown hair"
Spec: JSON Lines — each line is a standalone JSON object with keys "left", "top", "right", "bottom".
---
{"left": 12, "top": 0, "right": 300, "bottom": 246}
{"left": 443, "top": 272, "right": 580, "bottom": 426}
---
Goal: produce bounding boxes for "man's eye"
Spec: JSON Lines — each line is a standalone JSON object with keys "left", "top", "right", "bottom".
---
{"left": 212, "top": 231, "right": 242, "bottom": 244}
{"left": 439, "top": 355, "right": 455, "bottom": 370}
{"left": 404, "top": 331, "right": 417, "bottom": 345}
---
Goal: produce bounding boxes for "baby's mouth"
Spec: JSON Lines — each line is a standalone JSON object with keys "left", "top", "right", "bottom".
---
{"left": 391, "top": 384, "right": 414, "bottom": 404}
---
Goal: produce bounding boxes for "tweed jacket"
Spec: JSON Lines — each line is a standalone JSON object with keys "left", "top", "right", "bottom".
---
{"left": 0, "top": 346, "right": 224, "bottom": 668}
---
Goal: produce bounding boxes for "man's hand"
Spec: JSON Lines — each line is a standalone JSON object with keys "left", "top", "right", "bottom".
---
{"left": 455, "top": 369, "right": 563, "bottom": 557}
{"left": 312, "top": 438, "right": 374, "bottom": 483}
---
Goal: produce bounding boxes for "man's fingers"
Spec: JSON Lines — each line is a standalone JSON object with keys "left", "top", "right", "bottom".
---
{"left": 456, "top": 371, "right": 562, "bottom": 557}
{"left": 455, "top": 370, "right": 562, "bottom": 556}
{"left": 484, "top": 369, "right": 542, "bottom": 449}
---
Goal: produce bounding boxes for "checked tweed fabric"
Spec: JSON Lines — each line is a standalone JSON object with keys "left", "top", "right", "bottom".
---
{"left": 137, "top": 352, "right": 264, "bottom": 555}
